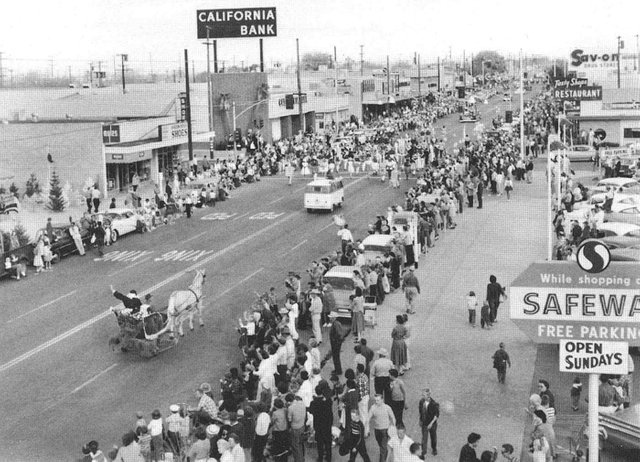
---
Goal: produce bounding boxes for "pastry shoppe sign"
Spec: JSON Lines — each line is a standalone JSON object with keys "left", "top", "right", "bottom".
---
{"left": 509, "top": 241, "right": 640, "bottom": 345}
{"left": 553, "top": 79, "right": 602, "bottom": 101}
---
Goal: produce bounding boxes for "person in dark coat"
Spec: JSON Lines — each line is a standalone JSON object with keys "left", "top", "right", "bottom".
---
{"left": 326, "top": 313, "right": 348, "bottom": 375}
{"left": 459, "top": 432, "right": 481, "bottom": 462}
{"left": 486, "top": 275, "right": 506, "bottom": 324}
{"left": 309, "top": 385, "right": 333, "bottom": 462}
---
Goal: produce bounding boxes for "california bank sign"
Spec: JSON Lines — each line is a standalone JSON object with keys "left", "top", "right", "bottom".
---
{"left": 570, "top": 49, "right": 619, "bottom": 69}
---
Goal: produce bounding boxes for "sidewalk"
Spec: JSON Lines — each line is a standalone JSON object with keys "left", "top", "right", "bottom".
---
{"left": 330, "top": 161, "right": 548, "bottom": 460}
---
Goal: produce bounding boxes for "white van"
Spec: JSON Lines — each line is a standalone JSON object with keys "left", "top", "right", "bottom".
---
{"left": 362, "top": 234, "right": 395, "bottom": 265}
{"left": 322, "top": 265, "right": 356, "bottom": 318}
{"left": 304, "top": 177, "right": 344, "bottom": 212}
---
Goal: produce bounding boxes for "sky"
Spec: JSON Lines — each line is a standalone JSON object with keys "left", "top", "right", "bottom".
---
{"left": 1, "top": 0, "right": 639, "bottom": 74}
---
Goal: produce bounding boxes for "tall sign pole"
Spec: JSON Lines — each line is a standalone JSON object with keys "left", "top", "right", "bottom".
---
{"left": 617, "top": 36, "right": 622, "bottom": 89}
{"left": 184, "top": 49, "right": 194, "bottom": 162}
{"left": 204, "top": 28, "right": 213, "bottom": 132}
{"left": 334, "top": 46, "right": 339, "bottom": 130}
{"left": 296, "top": 38, "right": 305, "bottom": 134}
{"left": 437, "top": 57, "right": 441, "bottom": 93}
{"left": 417, "top": 54, "right": 421, "bottom": 97}
{"left": 519, "top": 49, "right": 525, "bottom": 160}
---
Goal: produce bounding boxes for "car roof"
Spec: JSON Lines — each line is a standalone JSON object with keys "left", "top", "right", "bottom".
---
{"left": 362, "top": 234, "right": 395, "bottom": 246}
{"left": 306, "top": 177, "right": 343, "bottom": 187}
{"left": 103, "top": 208, "right": 135, "bottom": 214}
{"left": 597, "top": 178, "right": 639, "bottom": 187}
{"left": 324, "top": 265, "right": 358, "bottom": 277}
{"left": 599, "top": 222, "right": 640, "bottom": 233}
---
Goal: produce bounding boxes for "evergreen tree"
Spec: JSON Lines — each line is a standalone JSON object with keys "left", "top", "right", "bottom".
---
{"left": 9, "top": 182, "right": 19, "bottom": 197}
{"left": 12, "top": 224, "right": 31, "bottom": 247}
{"left": 47, "top": 170, "right": 66, "bottom": 211}
{"left": 25, "top": 173, "right": 41, "bottom": 197}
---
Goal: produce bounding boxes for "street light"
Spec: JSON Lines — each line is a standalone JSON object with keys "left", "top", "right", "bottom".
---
{"left": 202, "top": 27, "right": 214, "bottom": 132}
{"left": 231, "top": 99, "right": 268, "bottom": 157}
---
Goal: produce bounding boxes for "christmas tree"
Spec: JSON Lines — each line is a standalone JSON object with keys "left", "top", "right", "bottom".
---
{"left": 25, "top": 173, "right": 41, "bottom": 197}
{"left": 47, "top": 169, "right": 66, "bottom": 211}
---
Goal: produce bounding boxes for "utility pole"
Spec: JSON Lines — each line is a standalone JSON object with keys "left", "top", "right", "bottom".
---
{"left": 617, "top": 36, "right": 622, "bottom": 89}
{"left": 98, "top": 61, "right": 103, "bottom": 88}
{"left": 334, "top": 46, "right": 339, "bottom": 129}
{"left": 0, "top": 51, "right": 4, "bottom": 88}
{"left": 519, "top": 49, "right": 524, "bottom": 161}
{"left": 296, "top": 38, "right": 305, "bottom": 134}
{"left": 360, "top": 45, "right": 364, "bottom": 77}
{"left": 386, "top": 55, "right": 390, "bottom": 96}
{"left": 462, "top": 50, "right": 466, "bottom": 90}
{"left": 119, "top": 53, "right": 128, "bottom": 94}
{"left": 204, "top": 27, "right": 213, "bottom": 132}
{"left": 50, "top": 58, "right": 54, "bottom": 79}
{"left": 636, "top": 34, "right": 639, "bottom": 73}
{"left": 68, "top": 65, "right": 72, "bottom": 84}
{"left": 89, "top": 62, "right": 94, "bottom": 88}
{"left": 192, "top": 60, "right": 196, "bottom": 83}
{"left": 184, "top": 49, "right": 194, "bottom": 162}
{"left": 437, "top": 56, "right": 441, "bottom": 92}
{"left": 417, "top": 53, "right": 421, "bottom": 97}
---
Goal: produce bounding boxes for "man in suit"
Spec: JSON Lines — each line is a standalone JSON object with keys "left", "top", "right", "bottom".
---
{"left": 458, "top": 433, "right": 481, "bottom": 462}
{"left": 110, "top": 285, "right": 142, "bottom": 316}
{"left": 418, "top": 388, "right": 439, "bottom": 457}
{"left": 326, "top": 312, "right": 348, "bottom": 375}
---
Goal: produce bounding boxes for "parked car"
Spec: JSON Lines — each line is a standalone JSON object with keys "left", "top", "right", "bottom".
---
{"left": 617, "top": 155, "right": 640, "bottom": 178}
{"left": 604, "top": 205, "right": 640, "bottom": 226}
{"left": 599, "top": 404, "right": 640, "bottom": 451}
{"left": 322, "top": 265, "right": 356, "bottom": 319}
{"left": 566, "top": 145, "right": 596, "bottom": 162}
{"left": 33, "top": 224, "right": 91, "bottom": 262}
{"left": 610, "top": 248, "right": 640, "bottom": 261}
{"left": 591, "top": 178, "right": 640, "bottom": 195}
{"left": 574, "top": 193, "right": 640, "bottom": 212}
{"left": 94, "top": 208, "right": 144, "bottom": 243}
{"left": 596, "top": 222, "right": 640, "bottom": 238}
{"left": 599, "top": 228, "right": 640, "bottom": 250}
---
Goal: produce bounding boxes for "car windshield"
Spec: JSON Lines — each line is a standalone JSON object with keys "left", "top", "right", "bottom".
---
{"left": 323, "top": 276, "right": 354, "bottom": 291}
{"left": 364, "top": 245, "right": 390, "bottom": 253}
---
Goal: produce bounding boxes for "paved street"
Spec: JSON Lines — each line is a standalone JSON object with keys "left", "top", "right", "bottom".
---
{"left": 1, "top": 91, "right": 601, "bottom": 462}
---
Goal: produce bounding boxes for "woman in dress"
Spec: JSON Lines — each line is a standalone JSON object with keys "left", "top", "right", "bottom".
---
{"left": 390, "top": 314, "right": 408, "bottom": 374}
{"left": 350, "top": 287, "right": 365, "bottom": 343}
{"left": 33, "top": 237, "right": 44, "bottom": 274}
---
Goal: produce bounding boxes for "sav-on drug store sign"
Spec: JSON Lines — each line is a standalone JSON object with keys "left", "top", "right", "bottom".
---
{"left": 559, "top": 339, "right": 628, "bottom": 375}
{"left": 509, "top": 261, "right": 640, "bottom": 345}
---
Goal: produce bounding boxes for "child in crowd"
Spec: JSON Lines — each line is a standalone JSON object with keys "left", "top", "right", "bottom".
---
{"left": 42, "top": 238, "right": 53, "bottom": 271}
{"left": 136, "top": 425, "right": 152, "bottom": 462}
{"left": 466, "top": 290, "right": 478, "bottom": 327}
{"left": 504, "top": 177, "right": 514, "bottom": 200}
{"left": 571, "top": 377, "right": 583, "bottom": 411}
{"left": 481, "top": 300, "right": 492, "bottom": 329}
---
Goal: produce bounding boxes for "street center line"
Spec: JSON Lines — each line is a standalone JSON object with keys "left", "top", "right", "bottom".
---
{"left": 232, "top": 211, "right": 251, "bottom": 221}
{"left": 316, "top": 222, "right": 336, "bottom": 233}
{"left": 181, "top": 231, "right": 207, "bottom": 244}
{"left": 267, "top": 196, "right": 284, "bottom": 205}
{"left": 218, "top": 268, "right": 265, "bottom": 297}
{"left": 0, "top": 213, "right": 296, "bottom": 375}
{"left": 107, "top": 256, "right": 153, "bottom": 278}
{"left": 288, "top": 239, "right": 307, "bottom": 253}
{"left": 71, "top": 363, "right": 119, "bottom": 394}
{"left": 7, "top": 290, "right": 78, "bottom": 324}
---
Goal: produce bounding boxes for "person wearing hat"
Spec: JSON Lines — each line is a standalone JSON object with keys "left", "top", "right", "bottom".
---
{"left": 371, "top": 348, "right": 394, "bottom": 405}
{"left": 109, "top": 284, "right": 142, "bottom": 316}
{"left": 148, "top": 409, "right": 164, "bottom": 462}
{"left": 309, "top": 289, "right": 324, "bottom": 343}
{"left": 284, "top": 294, "right": 299, "bottom": 342}
{"left": 492, "top": 343, "right": 511, "bottom": 384}
{"left": 192, "top": 383, "right": 218, "bottom": 426}
{"left": 165, "top": 404, "right": 182, "bottom": 455}
{"left": 401, "top": 266, "right": 420, "bottom": 315}
{"left": 326, "top": 311, "right": 348, "bottom": 375}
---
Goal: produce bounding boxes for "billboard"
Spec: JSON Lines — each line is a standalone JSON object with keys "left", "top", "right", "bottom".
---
{"left": 197, "top": 8, "right": 277, "bottom": 39}
{"left": 102, "top": 124, "right": 120, "bottom": 144}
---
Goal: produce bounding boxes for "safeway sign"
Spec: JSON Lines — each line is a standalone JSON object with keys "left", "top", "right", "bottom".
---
{"left": 509, "top": 261, "right": 640, "bottom": 345}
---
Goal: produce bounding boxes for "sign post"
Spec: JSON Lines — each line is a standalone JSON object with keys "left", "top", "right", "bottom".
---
{"left": 510, "top": 247, "right": 640, "bottom": 462}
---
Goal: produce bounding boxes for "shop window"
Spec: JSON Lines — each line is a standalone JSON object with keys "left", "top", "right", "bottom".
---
{"left": 623, "top": 128, "right": 640, "bottom": 138}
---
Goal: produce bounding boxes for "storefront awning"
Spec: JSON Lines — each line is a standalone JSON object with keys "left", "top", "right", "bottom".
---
{"left": 105, "top": 130, "right": 216, "bottom": 155}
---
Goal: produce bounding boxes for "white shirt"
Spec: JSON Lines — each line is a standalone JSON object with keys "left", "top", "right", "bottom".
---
{"left": 230, "top": 444, "right": 245, "bottom": 462}
{"left": 255, "top": 412, "right": 270, "bottom": 436}
{"left": 148, "top": 418, "right": 163, "bottom": 437}
{"left": 337, "top": 228, "right": 354, "bottom": 242}
{"left": 298, "top": 380, "right": 313, "bottom": 408}
{"left": 388, "top": 435, "right": 414, "bottom": 462}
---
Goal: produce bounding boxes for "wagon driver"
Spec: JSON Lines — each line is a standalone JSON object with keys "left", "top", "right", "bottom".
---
{"left": 110, "top": 284, "right": 142, "bottom": 316}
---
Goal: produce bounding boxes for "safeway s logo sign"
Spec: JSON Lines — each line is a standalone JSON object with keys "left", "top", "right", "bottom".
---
{"left": 570, "top": 49, "right": 619, "bottom": 67}
{"left": 577, "top": 241, "right": 611, "bottom": 274}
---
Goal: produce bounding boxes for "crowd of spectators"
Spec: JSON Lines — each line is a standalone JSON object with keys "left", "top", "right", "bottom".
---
{"left": 81, "top": 87, "right": 555, "bottom": 462}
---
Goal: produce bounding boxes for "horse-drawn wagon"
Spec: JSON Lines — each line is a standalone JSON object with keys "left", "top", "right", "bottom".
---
{"left": 108, "top": 269, "right": 206, "bottom": 357}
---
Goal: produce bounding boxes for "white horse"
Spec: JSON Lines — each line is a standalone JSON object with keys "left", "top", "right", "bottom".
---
{"left": 167, "top": 269, "right": 206, "bottom": 337}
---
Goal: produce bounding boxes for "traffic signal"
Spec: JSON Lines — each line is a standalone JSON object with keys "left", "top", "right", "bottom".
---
{"left": 457, "top": 87, "right": 465, "bottom": 99}
{"left": 285, "top": 94, "right": 294, "bottom": 110}
{"left": 234, "top": 128, "right": 242, "bottom": 143}
{"left": 505, "top": 110, "right": 513, "bottom": 123}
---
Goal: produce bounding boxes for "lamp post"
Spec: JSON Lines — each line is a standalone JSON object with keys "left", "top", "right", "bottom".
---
{"left": 203, "top": 27, "right": 213, "bottom": 132}
{"left": 617, "top": 36, "right": 622, "bottom": 89}
{"left": 231, "top": 99, "right": 268, "bottom": 157}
